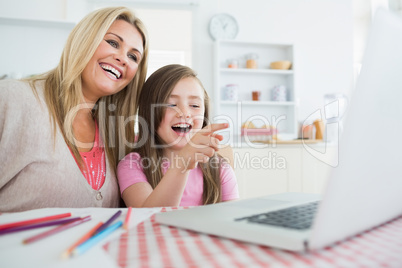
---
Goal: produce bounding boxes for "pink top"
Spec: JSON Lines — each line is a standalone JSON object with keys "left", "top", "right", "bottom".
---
{"left": 117, "top": 152, "right": 239, "bottom": 206}
{"left": 71, "top": 121, "right": 106, "bottom": 191}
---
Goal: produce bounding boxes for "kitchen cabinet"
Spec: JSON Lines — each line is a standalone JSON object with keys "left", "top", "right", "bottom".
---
{"left": 0, "top": 16, "right": 75, "bottom": 78}
{"left": 0, "top": 16, "right": 75, "bottom": 28}
{"left": 301, "top": 145, "right": 336, "bottom": 193}
{"left": 213, "top": 40, "right": 298, "bottom": 143}
{"left": 232, "top": 144, "right": 335, "bottom": 199}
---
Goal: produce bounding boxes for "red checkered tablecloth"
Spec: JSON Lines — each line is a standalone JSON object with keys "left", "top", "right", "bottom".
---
{"left": 104, "top": 208, "right": 402, "bottom": 268}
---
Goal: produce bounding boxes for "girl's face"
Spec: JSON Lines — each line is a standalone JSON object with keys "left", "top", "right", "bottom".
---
{"left": 157, "top": 77, "right": 206, "bottom": 153}
{"left": 81, "top": 19, "right": 144, "bottom": 103}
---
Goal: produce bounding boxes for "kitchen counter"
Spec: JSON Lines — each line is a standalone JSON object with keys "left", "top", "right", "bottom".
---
{"left": 229, "top": 143, "right": 337, "bottom": 199}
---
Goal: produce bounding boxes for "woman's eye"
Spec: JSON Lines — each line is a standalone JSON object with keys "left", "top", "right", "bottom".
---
{"left": 191, "top": 104, "right": 200, "bottom": 108}
{"left": 167, "top": 104, "right": 176, "bottom": 107}
{"left": 106, "top": 40, "right": 118, "bottom": 48}
{"left": 128, "top": 53, "right": 138, "bottom": 63}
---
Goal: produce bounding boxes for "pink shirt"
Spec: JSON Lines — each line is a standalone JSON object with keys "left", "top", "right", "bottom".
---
{"left": 117, "top": 152, "right": 239, "bottom": 206}
{"left": 70, "top": 121, "right": 106, "bottom": 191}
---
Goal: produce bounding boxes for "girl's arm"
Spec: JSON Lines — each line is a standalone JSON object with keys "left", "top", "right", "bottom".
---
{"left": 121, "top": 123, "right": 228, "bottom": 208}
{"left": 220, "top": 161, "right": 239, "bottom": 202}
{"left": 122, "top": 166, "right": 190, "bottom": 207}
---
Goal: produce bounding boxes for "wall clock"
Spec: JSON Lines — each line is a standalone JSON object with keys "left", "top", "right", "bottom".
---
{"left": 209, "top": 13, "right": 239, "bottom": 40}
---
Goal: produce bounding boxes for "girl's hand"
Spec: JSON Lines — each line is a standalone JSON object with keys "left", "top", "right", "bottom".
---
{"left": 176, "top": 123, "right": 229, "bottom": 171}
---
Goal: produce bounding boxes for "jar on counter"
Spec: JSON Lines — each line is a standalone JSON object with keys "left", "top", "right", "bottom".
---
{"left": 324, "top": 93, "right": 348, "bottom": 142}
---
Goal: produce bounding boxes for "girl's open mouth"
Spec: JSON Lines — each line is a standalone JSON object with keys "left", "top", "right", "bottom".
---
{"left": 171, "top": 123, "right": 192, "bottom": 134}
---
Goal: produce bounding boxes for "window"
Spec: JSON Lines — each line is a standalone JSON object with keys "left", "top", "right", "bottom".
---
{"left": 135, "top": 8, "right": 192, "bottom": 76}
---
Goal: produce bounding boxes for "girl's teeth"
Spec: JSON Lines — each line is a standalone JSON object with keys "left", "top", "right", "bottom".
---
{"left": 173, "top": 123, "right": 190, "bottom": 128}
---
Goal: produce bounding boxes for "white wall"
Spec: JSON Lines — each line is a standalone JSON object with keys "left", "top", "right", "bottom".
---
{"left": 192, "top": 0, "right": 353, "bottom": 122}
{"left": 0, "top": 0, "right": 354, "bottom": 123}
{"left": 0, "top": 0, "right": 65, "bottom": 20}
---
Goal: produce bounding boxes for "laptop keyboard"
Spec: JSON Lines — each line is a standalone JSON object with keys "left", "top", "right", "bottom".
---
{"left": 235, "top": 201, "right": 320, "bottom": 230}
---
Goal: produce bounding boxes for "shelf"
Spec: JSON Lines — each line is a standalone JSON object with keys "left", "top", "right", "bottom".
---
{"left": 214, "top": 40, "right": 297, "bottom": 138}
{"left": 217, "top": 40, "right": 294, "bottom": 48}
{"left": 220, "top": 68, "right": 293, "bottom": 75}
{"left": 0, "top": 16, "right": 76, "bottom": 28}
{"left": 221, "top": 101, "right": 295, "bottom": 106}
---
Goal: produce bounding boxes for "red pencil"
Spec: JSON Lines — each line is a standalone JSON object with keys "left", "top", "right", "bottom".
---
{"left": 123, "top": 207, "right": 132, "bottom": 230}
{"left": 0, "top": 213, "right": 72, "bottom": 231}
{"left": 23, "top": 216, "right": 91, "bottom": 244}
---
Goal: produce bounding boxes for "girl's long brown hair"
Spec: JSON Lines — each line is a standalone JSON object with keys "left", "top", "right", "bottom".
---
{"left": 135, "top": 64, "right": 222, "bottom": 204}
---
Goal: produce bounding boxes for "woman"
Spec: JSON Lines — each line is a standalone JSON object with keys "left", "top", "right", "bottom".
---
{"left": 0, "top": 7, "right": 149, "bottom": 212}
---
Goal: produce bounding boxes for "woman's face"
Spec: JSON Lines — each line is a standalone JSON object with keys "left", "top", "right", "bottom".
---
{"left": 81, "top": 19, "right": 144, "bottom": 103}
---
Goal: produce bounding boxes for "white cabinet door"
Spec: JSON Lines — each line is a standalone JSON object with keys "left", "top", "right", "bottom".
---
{"left": 301, "top": 144, "right": 336, "bottom": 194}
{"left": 233, "top": 147, "right": 301, "bottom": 199}
{"left": 233, "top": 145, "right": 335, "bottom": 199}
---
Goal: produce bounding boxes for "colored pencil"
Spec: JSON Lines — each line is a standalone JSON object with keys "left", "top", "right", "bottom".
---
{"left": 23, "top": 216, "right": 92, "bottom": 244}
{"left": 0, "top": 217, "right": 81, "bottom": 235}
{"left": 0, "top": 213, "right": 71, "bottom": 231}
{"left": 61, "top": 221, "right": 103, "bottom": 259}
{"left": 123, "top": 207, "right": 132, "bottom": 230}
{"left": 72, "top": 221, "right": 123, "bottom": 256}
{"left": 94, "top": 210, "right": 122, "bottom": 234}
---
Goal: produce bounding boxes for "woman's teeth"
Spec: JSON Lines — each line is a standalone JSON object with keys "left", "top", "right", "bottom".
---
{"left": 100, "top": 64, "right": 121, "bottom": 79}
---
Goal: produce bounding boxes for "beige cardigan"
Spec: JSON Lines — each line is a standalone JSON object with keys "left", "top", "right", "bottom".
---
{"left": 0, "top": 80, "right": 120, "bottom": 212}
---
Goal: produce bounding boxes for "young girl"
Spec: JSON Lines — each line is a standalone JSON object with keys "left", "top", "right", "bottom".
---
{"left": 117, "top": 64, "right": 239, "bottom": 207}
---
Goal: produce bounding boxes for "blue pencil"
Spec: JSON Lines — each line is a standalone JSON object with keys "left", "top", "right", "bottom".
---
{"left": 72, "top": 221, "right": 123, "bottom": 256}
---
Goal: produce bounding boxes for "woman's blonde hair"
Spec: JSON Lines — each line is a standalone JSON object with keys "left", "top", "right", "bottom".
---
{"left": 28, "top": 6, "right": 149, "bottom": 174}
{"left": 136, "top": 64, "right": 222, "bottom": 205}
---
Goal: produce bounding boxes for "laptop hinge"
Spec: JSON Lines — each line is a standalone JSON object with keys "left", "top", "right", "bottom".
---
{"left": 303, "top": 240, "right": 309, "bottom": 252}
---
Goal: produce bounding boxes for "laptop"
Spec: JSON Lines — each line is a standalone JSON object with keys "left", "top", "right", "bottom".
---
{"left": 155, "top": 8, "right": 402, "bottom": 251}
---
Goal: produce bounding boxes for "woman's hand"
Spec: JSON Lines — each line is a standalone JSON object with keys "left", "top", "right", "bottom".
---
{"left": 175, "top": 123, "right": 229, "bottom": 171}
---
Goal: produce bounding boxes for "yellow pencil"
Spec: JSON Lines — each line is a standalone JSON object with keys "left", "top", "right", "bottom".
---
{"left": 61, "top": 221, "right": 103, "bottom": 259}
{"left": 123, "top": 207, "right": 132, "bottom": 230}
